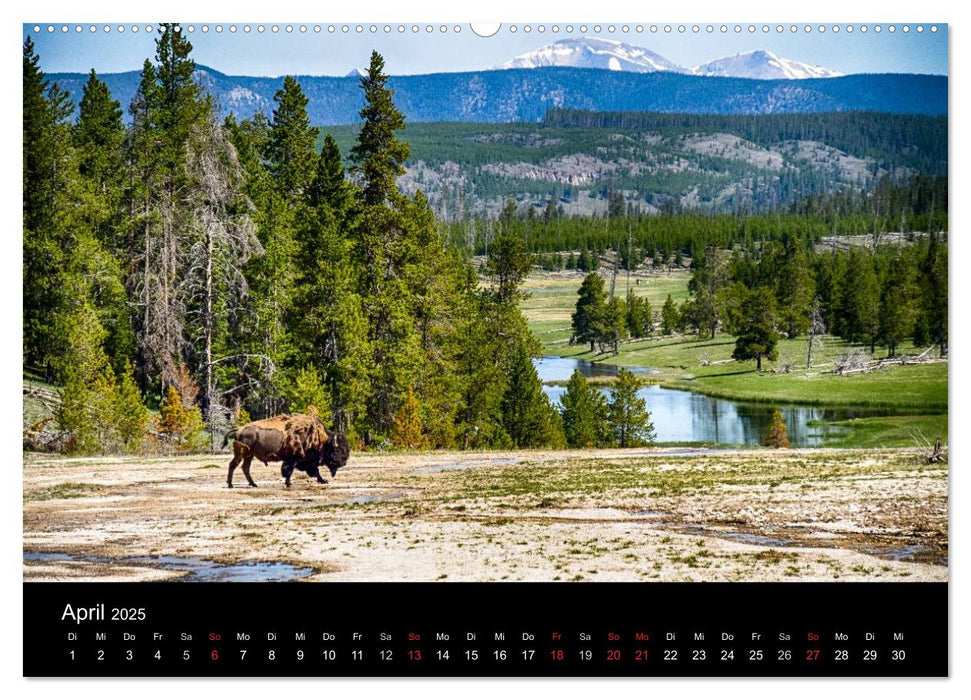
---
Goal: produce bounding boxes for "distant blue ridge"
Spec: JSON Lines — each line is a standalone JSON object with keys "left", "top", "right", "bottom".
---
{"left": 47, "top": 65, "right": 947, "bottom": 125}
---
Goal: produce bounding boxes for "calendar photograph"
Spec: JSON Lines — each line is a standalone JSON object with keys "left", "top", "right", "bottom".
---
{"left": 22, "top": 22, "right": 947, "bottom": 588}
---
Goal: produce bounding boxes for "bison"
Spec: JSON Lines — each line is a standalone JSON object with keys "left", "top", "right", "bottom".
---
{"left": 226, "top": 414, "right": 350, "bottom": 488}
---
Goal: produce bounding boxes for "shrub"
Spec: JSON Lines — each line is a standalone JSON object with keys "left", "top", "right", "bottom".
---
{"left": 765, "top": 410, "right": 790, "bottom": 448}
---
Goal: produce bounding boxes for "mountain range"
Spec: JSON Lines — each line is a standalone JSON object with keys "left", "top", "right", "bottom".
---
{"left": 49, "top": 64, "right": 947, "bottom": 126}
{"left": 499, "top": 38, "right": 843, "bottom": 80}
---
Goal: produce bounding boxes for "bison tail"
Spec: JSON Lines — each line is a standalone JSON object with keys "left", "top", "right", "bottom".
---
{"left": 222, "top": 428, "right": 239, "bottom": 448}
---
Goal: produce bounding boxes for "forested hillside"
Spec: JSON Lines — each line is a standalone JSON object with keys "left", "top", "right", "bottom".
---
{"left": 23, "top": 30, "right": 562, "bottom": 454}
{"left": 48, "top": 65, "right": 948, "bottom": 126}
{"left": 323, "top": 113, "right": 946, "bottom": 217}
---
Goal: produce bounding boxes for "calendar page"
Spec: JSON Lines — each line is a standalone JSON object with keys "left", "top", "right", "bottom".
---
{"left": 22, "top": 21, "right": 948, "bottom": 677}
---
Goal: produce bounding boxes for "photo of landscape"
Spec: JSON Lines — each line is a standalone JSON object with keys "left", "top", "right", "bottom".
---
{"left": 23, "top": 23, "right": 947, "bottom": 583}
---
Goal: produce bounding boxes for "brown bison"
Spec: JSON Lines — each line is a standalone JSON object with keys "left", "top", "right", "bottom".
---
{"left": 226, "top": 414, "right": 350, "bottom": 488}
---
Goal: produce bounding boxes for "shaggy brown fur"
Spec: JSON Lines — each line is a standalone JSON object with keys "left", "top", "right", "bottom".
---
{"left": 227, "top": 414, "right": 350, "bottom": 488}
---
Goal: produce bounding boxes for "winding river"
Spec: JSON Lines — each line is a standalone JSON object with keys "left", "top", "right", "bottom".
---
{"left": 534, "top": 356, "right": 893, "bottom": 447}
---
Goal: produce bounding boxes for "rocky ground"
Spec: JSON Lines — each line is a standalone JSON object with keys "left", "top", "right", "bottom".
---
{"left": 23, "top": 447, "right": 947, "bottom": 583}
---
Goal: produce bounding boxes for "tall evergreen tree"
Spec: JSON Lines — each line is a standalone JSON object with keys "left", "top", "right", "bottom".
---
{"left": 625, "top": 292, "right": 653, "bottom": 339}
{"left": 732, "top": 287, "right": 779, "bottom": 371}
{"left": 661, "top": 294, "right": 679, "bottom": 336}
{"left": 349, "top": 51, "right": 427, "bottom": 441}
{"left": 572, "top": 273, "right": 607, "bottom": 352}
{"left": 842, "top": 250, "right": 881, "bottom": 352}
{"left": 775, "top": 244, "right": 815, "bottom": 338}
{"left": 454, "top": 277, "right": 511, "bottom": 450}
{"left": 268, "top": 76, "right": 320, "bottom": 198}
{"left": 919, "top": 232, "right": 948, "bottom": 356}
{"left": 23, "top": 38, "right": 68, "bottom": 372}
{"left": 74, "top": 69, "right": 126, "bottom": 238}
{"left": 879, "top": 252, "right": 918, "bottom": 356}
{"left": 126, "top": 26, "right": 212, "bottom": 394}
{"left": 603, "top": 296, "right": 627, "bottom": 355}
{"left": 560, "top": 369, "right": 610, "bottom": 448}
{"left": 484, "top": 233, "right": 535, "bottom": 306}
{"left": 501, "top": 345, "right": 564, "bottom": 448}
{"left": 688, "top": 245, "right": 730, "bottom": 338}
{"left": 351, "top": 51, "right": 409, "bottom": 207}
{"left": 291, "top": 134, "right": 370, "bottom": 436}
{"left": 607, "top": 368, "right": 655, "bottom": 447}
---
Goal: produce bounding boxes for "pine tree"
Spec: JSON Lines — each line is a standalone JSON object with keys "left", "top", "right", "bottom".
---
{"left": 283, "top": 366, "right": 332, "bottom": 416}
{"left": 126, "top": 26, "right": 212, "bottom": 393}
{"left": 625, "top": 292, "right": 653, "bottom": 339}
{"left": 484, "top": 233, "right": 535, "bottom": 305}
{"left": 661, "top": 294, "right": 679, "bottom": 336}
{"left": 306, "top": 133, "right": 350, "bottom": 210}
{"left": 764, "top": 410, "right": 790, "bottom": 448}
{"left": 349, "top": 51, "right": 420, "bottom": 442}
{"left": 23, "top": 38, "right": 72, "bottom": 373}
{"left": 392, "top": 385, "right": 428, "bottom": 450}
{"left": 603, "top": 296, "right": 627, "bottom": 355}
{"left": 687, "top": 245, "right": 729, "bottom": 338}
{"left": 572, "top": 273, "right": 607, "bottom": 352}
{"left": 732, "top": 287, "right": 779, "bottom": 371}
{"left": 158, "top": 386, "right": 187, "bottom": 439}
{"left": 577, "top": 248, "right": 590, "bottom": 272}
{"left": 879, "top": 253, "right": 917, "bottom": 356}
{"left": 351, "top": 51, "right": 409, "bottom": 207}
{"left": 23, "top": 37, "right": 55, "bottom": 234}
{"left": 843, "top": 251, "right": 881, "bottom": 352}
{"left": 74, "top": 69, "right": 126, "bottom": 251}
{"left": 560, "top": 370, "right": 610, "bottom": 448}
{"left": 267, "top": 76, "right": 320, "bottom": 197}
{"left": 225, "top": 114, "right": 290, "bottom": 416}
{"left": 776, "top": 245, "right": 815, "bottom": 338}
{"left": 454, "top": 277, "right": 513, "bottom": 450}
{"left": 608, "top": 368, "right": 655, "bottom": 447}
{"left": 919, "top": 232, "right": 948, "bottom": 356}
{"left": 501, "top": 345, "right": 564, "bottom": 448}
{"left": 157, "top": 385, "right": 208, "bottom": 452}
{"left": 58, "top": 369, "right": 97, "bottom": 455}
{"left": 114, "top": 365, "right": 150, "bottom": 452}
{"left": 291, "top": 133, "right": 369, "bottom": 436}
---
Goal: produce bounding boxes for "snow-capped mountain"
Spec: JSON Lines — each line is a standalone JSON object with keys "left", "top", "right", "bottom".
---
{"left": 345, "top": 68, "right": 367, "bottom": 78}
{"left": 498, "top": 39, "right": 842, "bottom": 80}
{"left": 693, "top": 50, "right": 843, "bottom": 80}
{"left": 498, "top": 37, "right": 685, "bottom": 74}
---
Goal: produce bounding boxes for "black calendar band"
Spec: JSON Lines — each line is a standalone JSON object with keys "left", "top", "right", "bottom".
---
{"left": 24, "top": 582, "right": 947, "bottom": 677}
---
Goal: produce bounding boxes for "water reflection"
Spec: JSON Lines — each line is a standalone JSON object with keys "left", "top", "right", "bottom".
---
{"left": 535, "top": 356, "right": 882, "bottom": 447}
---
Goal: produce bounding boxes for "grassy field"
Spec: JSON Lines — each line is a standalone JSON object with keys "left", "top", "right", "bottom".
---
{"left": 23, "top": 448, "right": 947, "bottom": 582}
{"left": 521, "top": 269, "right": 947, "bottom": 447}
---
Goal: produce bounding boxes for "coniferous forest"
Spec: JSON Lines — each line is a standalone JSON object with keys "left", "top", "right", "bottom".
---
{"left": 23, "top": 29, "right": 565, "bottom": 454}
{"left": 23, "top": 27, "right": 947, "bottom": 457}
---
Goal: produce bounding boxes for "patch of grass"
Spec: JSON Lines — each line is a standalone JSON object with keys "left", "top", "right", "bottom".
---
{"left": 440, "top": 449, "right": 944, "bottom": 504}
{"left": 25, "top": 482, "right": 108, "bottom": 501}
{"left": 818, "top": 414, "right": 948, "bottom": 449}
{"left": 522, "top": 272, "right": 947, "bottom": 413}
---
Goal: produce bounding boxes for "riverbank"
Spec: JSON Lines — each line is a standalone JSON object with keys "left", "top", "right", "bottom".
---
{"left": 23, "top": 448, "right": 946, "bottom": 583}
{"left": 522, "top": 270, "right": 947, "bottom": 447}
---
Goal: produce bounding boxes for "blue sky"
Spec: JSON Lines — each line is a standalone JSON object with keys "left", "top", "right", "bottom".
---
{"left": 24, "top": 23, "right": 947, "bottom": 77}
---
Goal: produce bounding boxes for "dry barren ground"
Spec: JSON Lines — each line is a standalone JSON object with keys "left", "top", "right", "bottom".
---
{"left": 23, "top": 447, "right": 947, "bottom": 583}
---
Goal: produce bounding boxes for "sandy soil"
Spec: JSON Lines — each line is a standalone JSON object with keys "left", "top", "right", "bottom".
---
{"left": 23, "top": 447, "right": 947, "bottom": 583}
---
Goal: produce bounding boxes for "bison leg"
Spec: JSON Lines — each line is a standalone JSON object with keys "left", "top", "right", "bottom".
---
{"left": 241, "top": 454, "right": 258, "bottom": 488}
{"left": 227, "top": 443, "right": 246, "bottom": 488}
{"left": 306, "top": 465, "right": 327, "bottom": 484}
{"left": 281, "top": 461, "right": 295, "bottom": 488}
